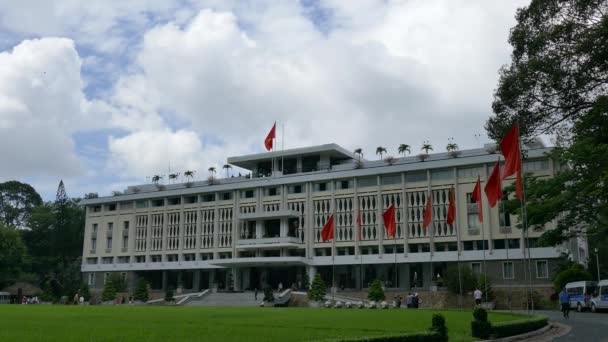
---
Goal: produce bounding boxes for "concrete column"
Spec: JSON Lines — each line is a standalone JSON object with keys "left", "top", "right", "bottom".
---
{"left": 280, "top": 218, "right": 287, "bottom": 237}
{"left": 193, "top": 270, "right": 201, "bottom": 291}
{"left": 233, "top": 267, "right": 240, "bottom": 291}
{"left": 162, "top": 270, "right": 168, "bottom": 290}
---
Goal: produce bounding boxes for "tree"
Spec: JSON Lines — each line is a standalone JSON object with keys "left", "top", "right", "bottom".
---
{"left": 223, "top": 164, "right": 232, "bottom": 178}
{"left": 308, "top": 274, "right": 326, "bottom": 302}
{"left": 476, "top": 275, "right": 494, "bottom": 302}
{"left": 421, "top": 143, "right": 433, "bottom": 154}
{"left": 79, "top": 283, "right": 91, "bottom": 301}
{"left": 446, "top": 143, "right": 458, "bottom": 152}
{"left": 168, "top": 173, "right": 180, "bottom": 183}
{"left": 445, "top": 265, "right": 477, "bottom": 295}
{"left": 398, "top": 144, "right": 411, "bottom": 157}
{"left": 367, "top": 279, "right": 385, "bottom": 301}
{"left": 109, "top": 273, "right": 127, "bottom": 293}
{"left": 83, "top": 192, "right": 98, "bottom": 199}
{"left": 0, "top": 224, "right": 27, "bottom": 288}
{"left": 134, "top": 278, "right": 149, "bottom": 302}
{"left": 183, "top": 170, "right": 195, "bottom": 182}
{"left": 0, "top": 180, "right": 43, "bottom": 228}
{"left": 553, "top": 264, "right": 593, "bottom": 292}
{"left": 151, "top": 175, "right": 162, "bottom": 184}
{"left": 353, "top": 148, "right": 363, "bottom": 162}
{"left": 375, "top": 146, "right": 387, "bottom": 160}
{"left": 102, "top": 278, "right": 117, "bottom": 302}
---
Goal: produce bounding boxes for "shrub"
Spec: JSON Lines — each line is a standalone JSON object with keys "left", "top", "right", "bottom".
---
{"left": 553, "top": 264, "right": 593, "bottom": 292}
{"left": 429, "top": 314, "right": 448, "bottom": 342}
{"left": 164, "top": 288, "right": 174, "bottom": 302}
{"left": 308, "top": 274, "right": 327, "bottom": 302}
{"left": 368, "top": 279, "right": 385, "bottom": 302}
{"left": 101, "top": 279, "right": 117, "bottom": 302}
{"left": 471, "top": 320, "right": 492, "bottom": 339}
{"left": 491, "top": 316, "right": 548, "bottom": 338}
{"left": 133, "top": 278, "right": 149, "bottom": 302}
{"left": 109, "top": 273, "right": 127, "bottom": 292}
{"left": 445, "top": 265, "right": 476, "bottom": 295}
{"left": 475, "top": 276, "right": 494, "bottom": 301}
{"left": 263, "top": 287, "right": 274, "bottom": 302}
{"left": 79, "top": 283, "right": 91, "bottom": 301}
{"left": 472, "top": 307, "right": 488, "bottom": 322}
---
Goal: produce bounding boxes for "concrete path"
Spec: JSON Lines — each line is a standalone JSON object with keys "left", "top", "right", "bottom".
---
{"left": 533, "top": 310, "right": 608, "bottom": 341}
{"left": 184, "top": 292, "right": 262, "bottom": 307}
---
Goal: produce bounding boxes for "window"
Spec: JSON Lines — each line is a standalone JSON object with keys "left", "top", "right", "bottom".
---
{"left": 458, "top": 166, "right": 484, "bottom": 178}
{"left": 117, "top": 256, "right": 129, "bottom": 264}
{"left": 431, "top": 169, "right": 452, "bottom": 181}
{"left": 288, "top": 184, "right": 303, "bottom": 194}
{"left": 314, "top": 182, "right": 329, "bottom": 192}
{"left": 151, "top": 199, "right": 164, "bottom": 207}
{"left": 525, "top": 238, "right": 539, "bottom": 248}
{"left": 120, "top": 272, "right": 127, "bottom": 284}
{"left": 407, "top": 172, "right": 427, "bottom": 182}
{"left": 102, "top": 257, "right": 113, "bottom": 264}
{"left": 265, "top": 187, "right": 279, "bottom": 196}
{"left": 91, "top": 224, "right": 98, "bottom": 251}
{"left": 183, "top": 253, "right": 196, "bottom": 261}
{"left": 166, "top": 254, "right": 178, "bottom": 262}
{"left": 467, "top": 214, "right": 480, "bottom": 229}
{"left": 136, "top": 200, "right": 148, "bottom": 208}
{"left": 92, "top": 205, "right": 102, "bottom": 212}
{"left": 536, "top": 260, "right": 549, "bottom": 278}
{"left": 150, "top": 255, "right": 162, "bottom": 263}
{"left": 471, "top": 262, "right": 482, "bottom": 275}
{"left": 134, "top": 256, "right": 145, "bottom": 263}
{"left": 502, "top": 262, "right": 514, "bottom": 279}
{"left": 86, "top": 257, "right": 97, "bottom": 265}
{"left": 88, "top": 273, "right": 95, "bottom": 286}
{"left": 120, "top": 201, "right": 133, "bottom": 210}
{"left": 241, "top": 189, "right": 255, "bottom": 199}
{"left": 221, "top": 192, "right": 232, "bottom": 201}
{"left": 381, "top": 174, "right": 401, "bottom": 185}
{"left": 106, "top": 223, "right": 113, "bottom": 250}
{"left": 201, "top": 194, "right": 215, "bottom": 202}
{"left": 335, "top": 180, "right": 352, "bottom": 190}
{"left": 184, "top": 196, "right": 197, "bottom": 204}
{"left": 103, "top": 273, "right": 110, "bottom": 285}
{"left": 107, "top": 203, "right": 117, "bottom": 211}
{"left": 200, "top": 253, "right": 214, "bottom": 260}
{"left": 358, "top": 177, "right": 377, "bottom": 187}
{"left": 168, "top": 197, "right": 181, "bottom": 206}
{"left": 499, "top": 191, "right": 512, "bottom": 227}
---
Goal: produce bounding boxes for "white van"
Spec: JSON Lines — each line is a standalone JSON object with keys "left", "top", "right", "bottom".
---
{"left": 566, "top": 281, "right": 598, "bottom": 312}
{"left": 590, "top": 279, "right": 608, "bottom": 313}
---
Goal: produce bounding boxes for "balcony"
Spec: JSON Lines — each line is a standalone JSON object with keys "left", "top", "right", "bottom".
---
{"left": 239, "top": 210, "right": 299, "bottom": 221}
{"left": 236, "top": 236, "right": 300, "bottom": 249}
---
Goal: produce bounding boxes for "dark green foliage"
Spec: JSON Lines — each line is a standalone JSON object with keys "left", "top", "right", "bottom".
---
{"left": 263, "top": 287, "right": 274, "bottom": 302}
{"left": 0, "top": 224, "right": 27, "bottom": 288}
{"left": 368, "top": 279, "right": 385, "bottom": 302}
{"left": 553, "top": 263, "right": 593, "bottom": 292}
{"left": 308, "top": 274, "right": 326, "bottom": 302}
{"left": 134, "top": 278, "right": 149, "bottom": 302}
{"left": 227, "top": 272, "right": 234, "bottom": 291}
{"left": 79, "top": 283, "right": 90, "bottom": 301}
{"left": 491, "top": 316, "right": 548, "bottom": 338}
{"left": 445, "top": 265, "right": 476, "bottom": 295}
{"left": 301, "top": 272, "right": 310, "bottom": 291}
{"left": 102, "top": 279, "right": 117, "bottom": 301}
{"left": 472, "top": 307, "right": 488, "bottom": 322}
{"left": 429, "top": 314, "right": 447, "bottom": 342}
{"left": 476, "top": 276, "right": 494, "bottom": 302}
{"left": 165, "top": 288, "right": 175, "bottom": 302}
{"left": 0, "top": 180, "right": 43, "bottom": 227}
{"left": 109, "top": 273, "right": 127, "bottom": 292}
{"left": 471, "top": 320, "right": 492, "bottom": 339}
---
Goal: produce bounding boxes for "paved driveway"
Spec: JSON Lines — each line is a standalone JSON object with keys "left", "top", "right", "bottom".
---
{"left": 533, "top": 309, "right": 608, "bottom": 341}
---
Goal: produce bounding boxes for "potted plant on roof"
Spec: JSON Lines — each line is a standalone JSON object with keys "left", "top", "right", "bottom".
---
{"left": 207, "top": 167, "right": 217, "bottom": 185}
{"left": 223, "top": 164, "right": 232, "bottom": 178}
{"left": 152, "top": 175, "right": 165, "bottom": 190}
{"left": 446, "top": 139, "right": 461, "bottom": 158}
{"left": 384, "top": 156, "right": 395, "bottom": 165}
{"left": 398, "top": 144, "right": 411, "bottom": 158}
{"left": 418, "top": 141, "right": 433, "bottom": 161}
{"left": 376, "top": 146, "right": 387, "bottom": 160}
{"left": 168, "top": 173, "right": 180, "bottom": 184}
{"left": 353, "top": 148, "right": 364, "bottom": 169}
{"left": 184, "top": 170, "right": 195, "bottom": 187}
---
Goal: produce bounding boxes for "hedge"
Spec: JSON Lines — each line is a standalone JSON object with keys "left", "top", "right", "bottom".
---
{"left": 315, "top": 332, "right": 443, "bottom": 342}
{"left": 491, "top": 315, "right": 548, "bottom": 338}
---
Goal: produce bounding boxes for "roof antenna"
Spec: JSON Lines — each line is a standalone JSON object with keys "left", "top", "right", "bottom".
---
{"left": 474, "top": 133, "right": 482, "bottom": 147}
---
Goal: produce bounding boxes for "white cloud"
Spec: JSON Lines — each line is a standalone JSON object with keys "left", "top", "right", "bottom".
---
{"left": 0, "top": 37, "right": 107, "bottom": 179}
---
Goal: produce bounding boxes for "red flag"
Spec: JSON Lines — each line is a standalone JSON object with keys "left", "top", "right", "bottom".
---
{"left": 383, "top": 204, "right": 396, "bottom": 237}
{"left": 500, "top": 123, "right": 523, "bottom": 200}
{"left": 470, "top": 176, "right": 483, "bottom": 223}
{"left": 446, "top": 186, "right": 456, "bottom": 226}
{"left": 321, "top": 214, "right": 334, "bottom": 242}
{"left": 357, "top": 207, "right": 362, "bottom": 240}
{"left": 422, "top": 192, "right": 432, "bottom": 229}
{"left": 264, "top": 122, "right": 276, "bottom": 151}
{"left": 485, "top": 160, "right": 502, "bottom": 208}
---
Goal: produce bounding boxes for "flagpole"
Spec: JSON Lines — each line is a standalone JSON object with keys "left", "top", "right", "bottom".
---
{"left": 453, "top": 185, "right": 463, "bottom": 310}
{"left": 281, "top": 122, "right": 285, "bottom": 174}
{"left": 501, "top": 198, "right": 512, "bottom": 311}
{"left": 332, "top": 201, "right": 336, "bottom": 302}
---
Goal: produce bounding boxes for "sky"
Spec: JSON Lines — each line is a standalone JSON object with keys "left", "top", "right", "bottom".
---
{"left": 0, "top": 0, "right": 530, "bottom": 200}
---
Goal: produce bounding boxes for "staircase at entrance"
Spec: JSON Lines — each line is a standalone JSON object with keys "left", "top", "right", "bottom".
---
{"left": 185, "top": 292, "right": 262, "bottom": 307}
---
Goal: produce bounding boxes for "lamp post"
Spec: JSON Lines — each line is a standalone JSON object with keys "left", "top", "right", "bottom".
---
{"left": 595, "top": 248, "right": 600, "bottom": 282}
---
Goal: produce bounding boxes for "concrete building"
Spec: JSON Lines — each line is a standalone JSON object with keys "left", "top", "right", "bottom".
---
{"left": 80, "top": 142, "right": 577, "bottom": 295}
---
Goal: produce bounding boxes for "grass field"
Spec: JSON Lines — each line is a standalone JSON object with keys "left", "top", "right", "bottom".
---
{"left": 0, "top": 305, "right": 525, "bottom": 341}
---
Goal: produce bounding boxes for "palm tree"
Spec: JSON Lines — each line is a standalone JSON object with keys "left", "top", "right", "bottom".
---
{"left": 398, "top": 144, "right": 411, "bottom": 157}
{"left": 446, "top": 143, "right": 459, "bottom": 152}
{"left": 208, "top": 167, "right": 216, "bottom": 177}
{"left": 421, "top": 143, "right": 433, "bottom": 154}
{"left": 376, "top": 146, "right": 387, "bottom": 160}
{"left": 223, "top": 164, "right": 232, "bottom": 178}
{"left": 168, "top": 173, "right": 180, "bottom": 183}
{"left": 151, "top": 175, "right": 162, "bottom": 184}
{"left": 184, "top": 170, "right": 195, "bottom": 182}
{"left": 354, "top": 148, "right": 363, "bottom": 162}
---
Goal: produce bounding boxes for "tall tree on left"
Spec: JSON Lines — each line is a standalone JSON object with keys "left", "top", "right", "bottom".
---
{"left": 0, "top": 224, "right": 27, "bottom": 288}
{"left": 0, "top": 181, "right": 43, "bottom": 228}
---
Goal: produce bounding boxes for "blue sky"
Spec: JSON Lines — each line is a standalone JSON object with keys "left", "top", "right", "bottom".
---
{"left": 0, "top": 0, "right": 529, "bottom": 200}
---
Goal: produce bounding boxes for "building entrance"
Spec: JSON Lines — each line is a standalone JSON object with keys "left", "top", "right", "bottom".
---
{"left": 248, "top": 266, "right": 305, "bottom": 290}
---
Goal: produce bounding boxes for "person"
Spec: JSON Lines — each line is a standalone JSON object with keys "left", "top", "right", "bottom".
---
{"left": 474, "top": 288, "right": 483, "bottom": 306}
{"left": 396, "top": 295, "right": 402, "bottom": 308}
{"left": 278, "top": 282, "right": 283, "bottom": 292}
{"left": 79, "top": 296, "right": 84, "bottom": 305}
{"left": 254, "top": 288, "right": 259, "bottom": 301}
{"left": 73, "top": 293, "right": 79, "bottom": 305}
{"left": 559, "top": 287, "right": 570, "bottom": 318}
{"left": 413, "top": 293, "right": 420, "bottom": 309}
{"left": 406, "top": 293, "right": 413, "bottom": 308}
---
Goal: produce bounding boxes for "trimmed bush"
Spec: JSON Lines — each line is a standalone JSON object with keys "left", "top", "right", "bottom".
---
{"left": 101, "top": 279, "right": 117, "bottom": 301}
{"left": 308, "top": 274, "right": 327, "bottom": 302}
{"left": 133, "top": 278, "right": 149, "bottom": 302}
{"left": 368, "top": 279, "right": 385, "bottom": 302}
{"left": 263, "top": 287, "right": 274, "bottom": 302}
{"left": 472, "top": 307, "right": 488, "bottom": 322}
{"left": 429, "top": 314, "right": 448, "bottom": 342}
{"left": 471, "top": 320, "right": 492, "bottom": 339}
{"left": 491, "top": 316, "right": 548, "bottom": 338}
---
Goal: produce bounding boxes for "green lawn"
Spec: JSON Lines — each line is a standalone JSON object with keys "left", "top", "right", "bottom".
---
{"left": 0, "top": 306, "right": 524, "bottom": 341}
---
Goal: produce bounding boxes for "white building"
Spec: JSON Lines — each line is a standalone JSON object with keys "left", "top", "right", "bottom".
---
{"left": 80, "top": 143, "right": 570, "bottom": 294}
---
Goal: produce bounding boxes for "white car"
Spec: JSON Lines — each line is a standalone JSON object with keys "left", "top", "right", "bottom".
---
{"left": 590, "top": 279, "right": 608, "bottom": 313}
{"left": 565, "top": 281, "right": 597, "bottom": 312}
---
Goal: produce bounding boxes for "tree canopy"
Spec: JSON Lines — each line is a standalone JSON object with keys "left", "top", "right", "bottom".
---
{"left": 0, "top": 181, "right": 43, "bottom": 228}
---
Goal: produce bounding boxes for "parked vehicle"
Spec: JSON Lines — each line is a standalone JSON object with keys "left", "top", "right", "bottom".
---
{"left": 566, "top": 281, "right": 597, "bottom": 312}
{"left": 0, "top": 292, "right": 10, "bottom": 304}
{"left": 590, "top": 279, "right": 608, "bottom": 313}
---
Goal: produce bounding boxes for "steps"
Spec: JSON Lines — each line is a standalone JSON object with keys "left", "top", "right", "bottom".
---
{"left": 184, "top": 291, "right": 263, "bottom": 307}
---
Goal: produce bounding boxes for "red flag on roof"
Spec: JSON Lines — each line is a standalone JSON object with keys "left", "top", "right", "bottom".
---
{"left": 264, "top": 122, "right": 276, "bottom": 151}
{"left": 321, "top": 214, "right": 334, "bottom": 242}
{"left": 422, "top": 192, "right": 432, "bottom": 229}
{"left": 485, "top": 159, "right": 502, "bottom": 208}
{"left": 383, "top": 204, "right": 396, "bottom": 237}
{"left": 500, "top": 123, "right": 523, "bottom": 201}
{"left": 447, "top": 186, "right": 456, "bottom": 226}
{"left": 471, "top": 176, "right": 483, "bottom": 223}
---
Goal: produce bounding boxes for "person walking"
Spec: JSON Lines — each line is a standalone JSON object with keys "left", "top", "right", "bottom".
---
{"left": 474, "top": 288, "right": 483, "bottom": 306}
{"left": 406, "top": 293, "right": 413, "bottom": 308}
{"left": 254, "top": 288, "right": 259, "bottom": 301}
{"left": 559, "top": 287, "right": 570, "bottom": 318}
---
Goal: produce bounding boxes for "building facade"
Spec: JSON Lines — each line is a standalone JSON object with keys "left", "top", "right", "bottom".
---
{"left": 80, "top": 143, "right": 571, "bottom": 294}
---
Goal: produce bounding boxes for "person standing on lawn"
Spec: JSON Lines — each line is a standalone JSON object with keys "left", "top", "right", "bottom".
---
{"left": 559, "top": 287, "right": 570, "bottom": 318}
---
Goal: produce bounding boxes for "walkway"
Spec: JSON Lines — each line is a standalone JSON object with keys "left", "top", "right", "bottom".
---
{"left": 534, "top": 310, "right": 608, "bottom": 341}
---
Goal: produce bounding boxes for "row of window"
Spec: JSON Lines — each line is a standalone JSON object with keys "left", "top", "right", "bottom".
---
{"left": 497, "top": 260, "right": 549, "bottom": 279}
